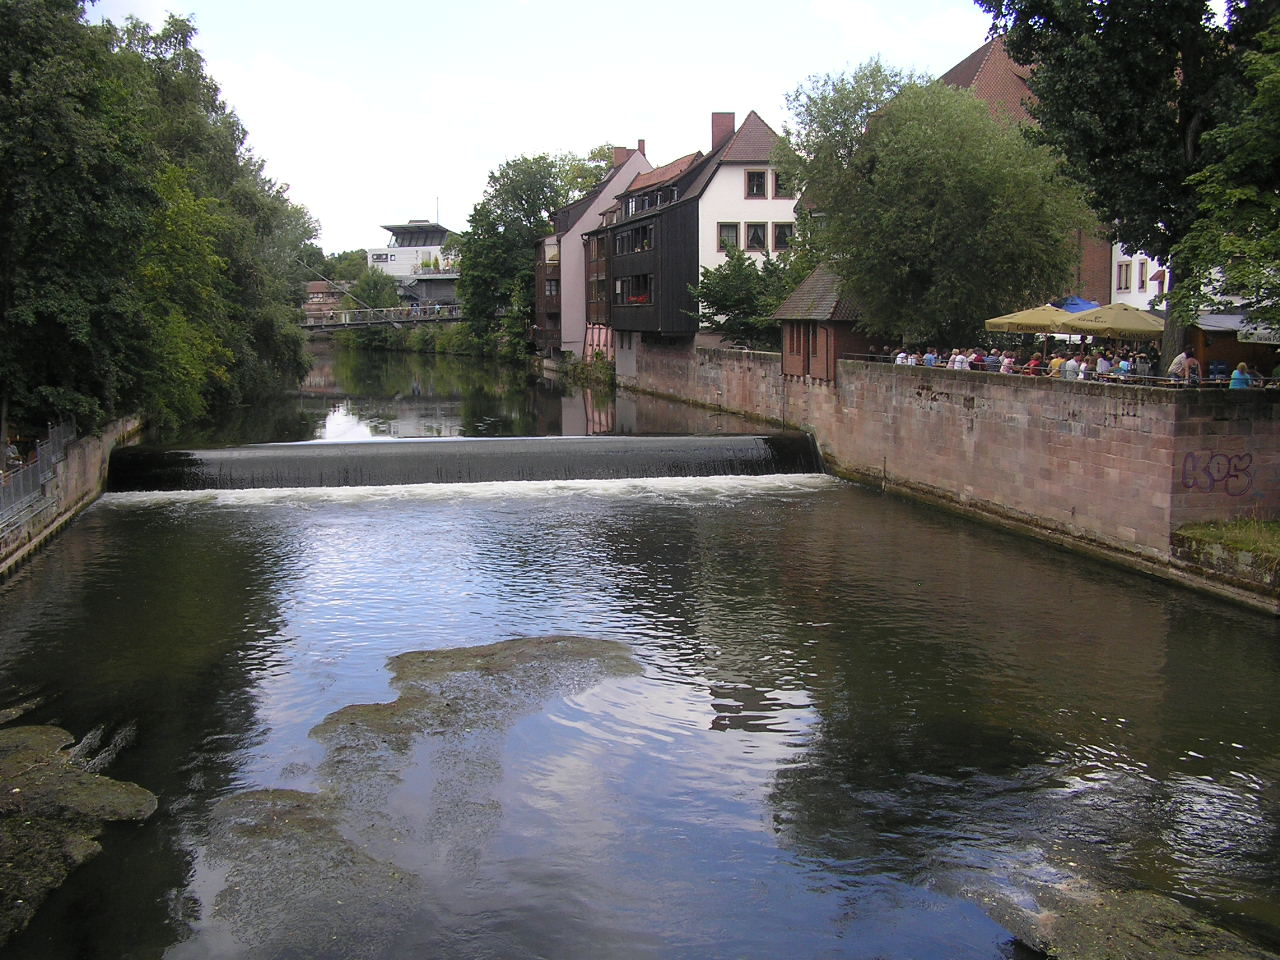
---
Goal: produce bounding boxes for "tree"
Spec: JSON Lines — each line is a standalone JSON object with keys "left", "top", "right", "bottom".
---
{"left": 1167, "top": 9, "right": 1280, "bottom": 328}
{"left": 0, "top": 4, "right": 316, "bottom": 437}
{"left": 977, "top": 0, "right": 1270, "bottom": 266}
{"left": 454, "top": 154, "right": 569, "bottom": 339}
{"left": 323, "top": 249, "right": 369, "bottom": 283}
{"left": 776, "top": 60, "right": 924, "bottom": 206}
{"left": 691, "top": 246, "right": 804, "bottom": 349}
{"left": 558, "top": 144, "right": 616, "bottom": 200}
{"left": 782, "top": 70, "right": 1090, "bottom": 346}
{"left": 341, "top": 267, "right": 399, "bottom": 311}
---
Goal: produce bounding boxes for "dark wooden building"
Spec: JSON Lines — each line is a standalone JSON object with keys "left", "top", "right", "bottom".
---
{"left": 773, "top": 265, "right": 868, "bottom": 381}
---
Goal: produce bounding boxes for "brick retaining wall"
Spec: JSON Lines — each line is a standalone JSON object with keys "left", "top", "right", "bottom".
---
{"left": 0, "top": 418, "right": 141, "bottom": 580}
{"left": 630, "top": 344, "right": 1280, "bottom": 592}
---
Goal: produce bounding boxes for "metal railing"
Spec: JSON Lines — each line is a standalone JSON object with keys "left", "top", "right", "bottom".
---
{"left": 2, "top": 419, "right": 76, "bottom": 522}
{"left": 300, "top": 304, "right": 464, "bottom": 330}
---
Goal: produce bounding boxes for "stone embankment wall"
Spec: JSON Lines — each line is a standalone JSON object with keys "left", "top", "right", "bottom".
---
{"left": 631, "top": 343, "right": 1280, "bottom": 609}
{"left": 0, "top": 418, "right": 141, "bottom": 580}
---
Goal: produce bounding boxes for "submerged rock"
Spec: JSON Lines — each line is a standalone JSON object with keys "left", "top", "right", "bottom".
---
{"left": 980, "top": 864, "right": 1278, "bottom": 960}
{"left": 178, "top": 635, "right": 638, "bottom": 959}
{"left": 0, "top": 725, "right": 156, "bottom": 945}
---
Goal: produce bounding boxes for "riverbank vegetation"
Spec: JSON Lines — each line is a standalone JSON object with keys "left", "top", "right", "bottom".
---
{"left": 1179, "top": 517, "right": 1280, "bottom": 573}
{"left": 0, "top": 1, "right": 315, "bottom": 441}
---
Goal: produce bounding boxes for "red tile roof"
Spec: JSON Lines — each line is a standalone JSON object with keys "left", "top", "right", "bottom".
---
{"left": 938, "top": 36, "right": 1034, "bottom": 123}
{"left": 625, "top": 152, "right": 702, "bottom": 193}
{"left": 719, "top": 110, "right": 781, "bottom": 164}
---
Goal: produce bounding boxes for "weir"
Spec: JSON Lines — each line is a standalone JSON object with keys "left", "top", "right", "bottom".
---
{"left": 106, "top": 433, "right": 825, "bottom": 491}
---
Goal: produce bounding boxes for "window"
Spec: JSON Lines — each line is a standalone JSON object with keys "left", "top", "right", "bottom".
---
{"left": 746, "top": 170, "right": 767, "bottom": 198}
{"left": 718, "top": 222, "right": 739, "bottom": 250}
{"left": 614, "top": 224, "right": 653, "bottom": 255}
{"left": 1116, "top": 261, "right": 1132, "bottom": 292}
{"left": 746, "top": 223, "right": 768, "bottom": 251}
{"left": 544, "top": 279, "right": 560, "bottom": 297}
{"left": 613, "top": 274, "right": 653, "bottom": 305}
{"left": 773, "top": 172, "right": 794, "bottom": 199}
{"left": 773, "top": 223, "right": 794, "bottom": 251}
{"left": 1138, "top": 260, "right": 1148, "bottom": 292}
{"left": 371, "top": 253, "right": 389, "bottom": 262}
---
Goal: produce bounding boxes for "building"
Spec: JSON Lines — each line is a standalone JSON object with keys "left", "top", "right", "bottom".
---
{"left": 773, "top": 264, "right": 869, "bottom": 381}
{"left": 302, "top": 280, "right": 349, "bottom": 323}
{"left": 367, "top": 220, "right": 459, "bottom": 305}
{"left": 581, "top": 112, "right": 794, "bottom": 380}
{"left": 534, "top": 144, "right": 653, "bottom": 359}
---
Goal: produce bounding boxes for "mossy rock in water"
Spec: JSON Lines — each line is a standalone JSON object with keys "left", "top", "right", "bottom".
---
{"left": 0, "top": 725, "right": 156, "bottom": 945}
{"left": 985, "top": 873, "right": 1277, "bottom": 960}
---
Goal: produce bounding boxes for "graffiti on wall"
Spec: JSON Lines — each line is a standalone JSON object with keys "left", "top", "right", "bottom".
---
{"left": 1181, "top": 451, "right": 1254, "bottom": 497}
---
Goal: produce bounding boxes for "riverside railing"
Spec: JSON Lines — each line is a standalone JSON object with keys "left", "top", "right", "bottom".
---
{"left": 300, "top": 304, "right": 464, "bottom": 330}
{"left": 1, "top": 419, "right": 76, "bottom": 522}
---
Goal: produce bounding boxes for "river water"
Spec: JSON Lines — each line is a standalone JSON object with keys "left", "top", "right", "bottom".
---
{"left": 2, "top": 349, "right": 1279, "bottom": 959}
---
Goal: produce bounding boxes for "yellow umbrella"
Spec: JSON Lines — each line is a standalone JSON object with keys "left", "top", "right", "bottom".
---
{"left": 984, "top": 304, "right": 1071, "bottom": 334}
{"left": 1060, "top": 302, "right": 1164, "bottom": 338}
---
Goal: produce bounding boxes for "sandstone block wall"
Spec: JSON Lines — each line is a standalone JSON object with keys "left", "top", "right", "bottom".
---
{"left": 628, "top": 346, "right": 1280, "bottom": 560}
{"left": 0, "top": 418, "right": 140, "bottom": 579}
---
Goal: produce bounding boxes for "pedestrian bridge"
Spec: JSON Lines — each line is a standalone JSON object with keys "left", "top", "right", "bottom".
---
{"left": 301, "top": 304, "right": 464, "bottom": 332}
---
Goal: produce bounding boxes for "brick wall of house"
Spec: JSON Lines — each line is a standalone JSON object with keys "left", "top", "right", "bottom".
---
{"left": 629, "top": 343, "right": 1280, "bottom": 559}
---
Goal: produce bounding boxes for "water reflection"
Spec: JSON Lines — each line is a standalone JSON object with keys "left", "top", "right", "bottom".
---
{"left": 3, "top": 350, "right": 1279, "bottom": 958}
{"left": 164, "top": 345, "right": 767, "bottom": 446}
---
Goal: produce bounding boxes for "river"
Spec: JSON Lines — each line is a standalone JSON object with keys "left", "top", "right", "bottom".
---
{"left": 1, "top": 348, "right": 1278, "bottom": 959}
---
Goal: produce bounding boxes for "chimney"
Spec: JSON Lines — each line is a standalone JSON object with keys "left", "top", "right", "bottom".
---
{"left": 711, "top": 113, "right": 735, "bottom": 151}
{"left": 612, "top": 146, "right": 631, "bottom": 167}
{"left": 637, "top": 138, "right": 646, "bottom": 156}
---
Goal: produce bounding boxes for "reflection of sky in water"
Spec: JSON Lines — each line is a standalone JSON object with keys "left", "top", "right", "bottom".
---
{"left": 6, "top": 474, "right": 1280, "bottom": 958}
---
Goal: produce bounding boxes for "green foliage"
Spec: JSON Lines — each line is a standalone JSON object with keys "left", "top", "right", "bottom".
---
{"left": 691, "top": 246, "right": 804, "bottom": 349}
{"left": 455, "top": 154, "right": 567, "bottom": 337}
{"left": 783, "top": 69, "right": 1090, "bottom": 346}
{"left": 0, "top": 4, "right": 315, "bottom": 433}
{"left": 406, "top": 325, "right": 435, "bottom": 352}
{"left": 333, "top": 326, "right": 408, "bottom": 351}
{"left": 557, "top": 144, "right": 615, "bottom": 200}
{"left": 454, "top": 146, "right": 616, "bottom": 351}
{"left": 978, "top": 0, "right": 1270, "bottom": 264}
{"left": 0, "top": 0, "right": 159, "bottom": 432}
{"left": 324, "top": 249, "right": 370, "bottom": 282}
{"left": 341, "top": 267, "right": 399, "bottom": 310}
{"left": 560, "top": 350, "right": 616, "bottom": 389}
{"left": 1167, "top": 10, "right": 1280, "bottom": 328}
{"left": 777, "top": 60, "right": 925, "bottom": 203}
{"left": 432, "top": 322, "right": 484, "bottom": 357}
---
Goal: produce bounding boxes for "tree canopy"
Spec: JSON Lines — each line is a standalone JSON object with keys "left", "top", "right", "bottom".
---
{"left": 781, "top": 66, "right": 1090, "bottom": 346}
{"left": 0, "top": 2, "right": 314, "bottom": 437}
{"left": 977, "top": 0, "right": 1271, "bottom": 265}
{"left": 691, "top": 247, "right": 811, "bottom": 350}
{"left": 1166, "top": 9, "right": 1280, "bottom": 327}
{"left": 453, "top": 146, "right": 616, "bottom": 352}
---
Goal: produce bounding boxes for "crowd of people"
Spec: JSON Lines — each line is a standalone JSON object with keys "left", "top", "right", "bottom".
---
{"left": 862, "top": 341, "right": 1273, "bottom": 387}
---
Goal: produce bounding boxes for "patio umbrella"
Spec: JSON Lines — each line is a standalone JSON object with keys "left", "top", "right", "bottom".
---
{"left": 1060, "top": 302, "right": 1164, "bottom": 338}
{"left": 984, "top": 304, "right": 1071, "bottom": 334}
{"left": 1052, "top": 295, "right": 1100, "bottom": 313}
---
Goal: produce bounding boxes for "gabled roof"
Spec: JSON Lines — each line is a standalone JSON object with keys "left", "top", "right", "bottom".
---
{"left": 718, "top": 110, "right": 781, "bottom": 164}
{"left": 624, "top": 152, "right": 701, "bottom": 194}
{"left": 938, "top": 36, "right": 1034, "bottom": 123}
{"left": 772, "top": 264, "right": 861, "bottom": 324}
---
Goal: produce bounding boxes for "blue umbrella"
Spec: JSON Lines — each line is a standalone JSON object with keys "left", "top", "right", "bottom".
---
{"left": 1052, "top": 295, "right": 1100, "bottom": 313}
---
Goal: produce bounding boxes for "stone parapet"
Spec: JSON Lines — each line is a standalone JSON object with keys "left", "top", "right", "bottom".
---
{"left": 629, "top": 343, "right": 1280, "bottom": 611}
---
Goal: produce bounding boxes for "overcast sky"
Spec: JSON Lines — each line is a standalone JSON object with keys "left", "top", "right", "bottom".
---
{"left": 88, "top": 0, "right": 997, "bottom": 254}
